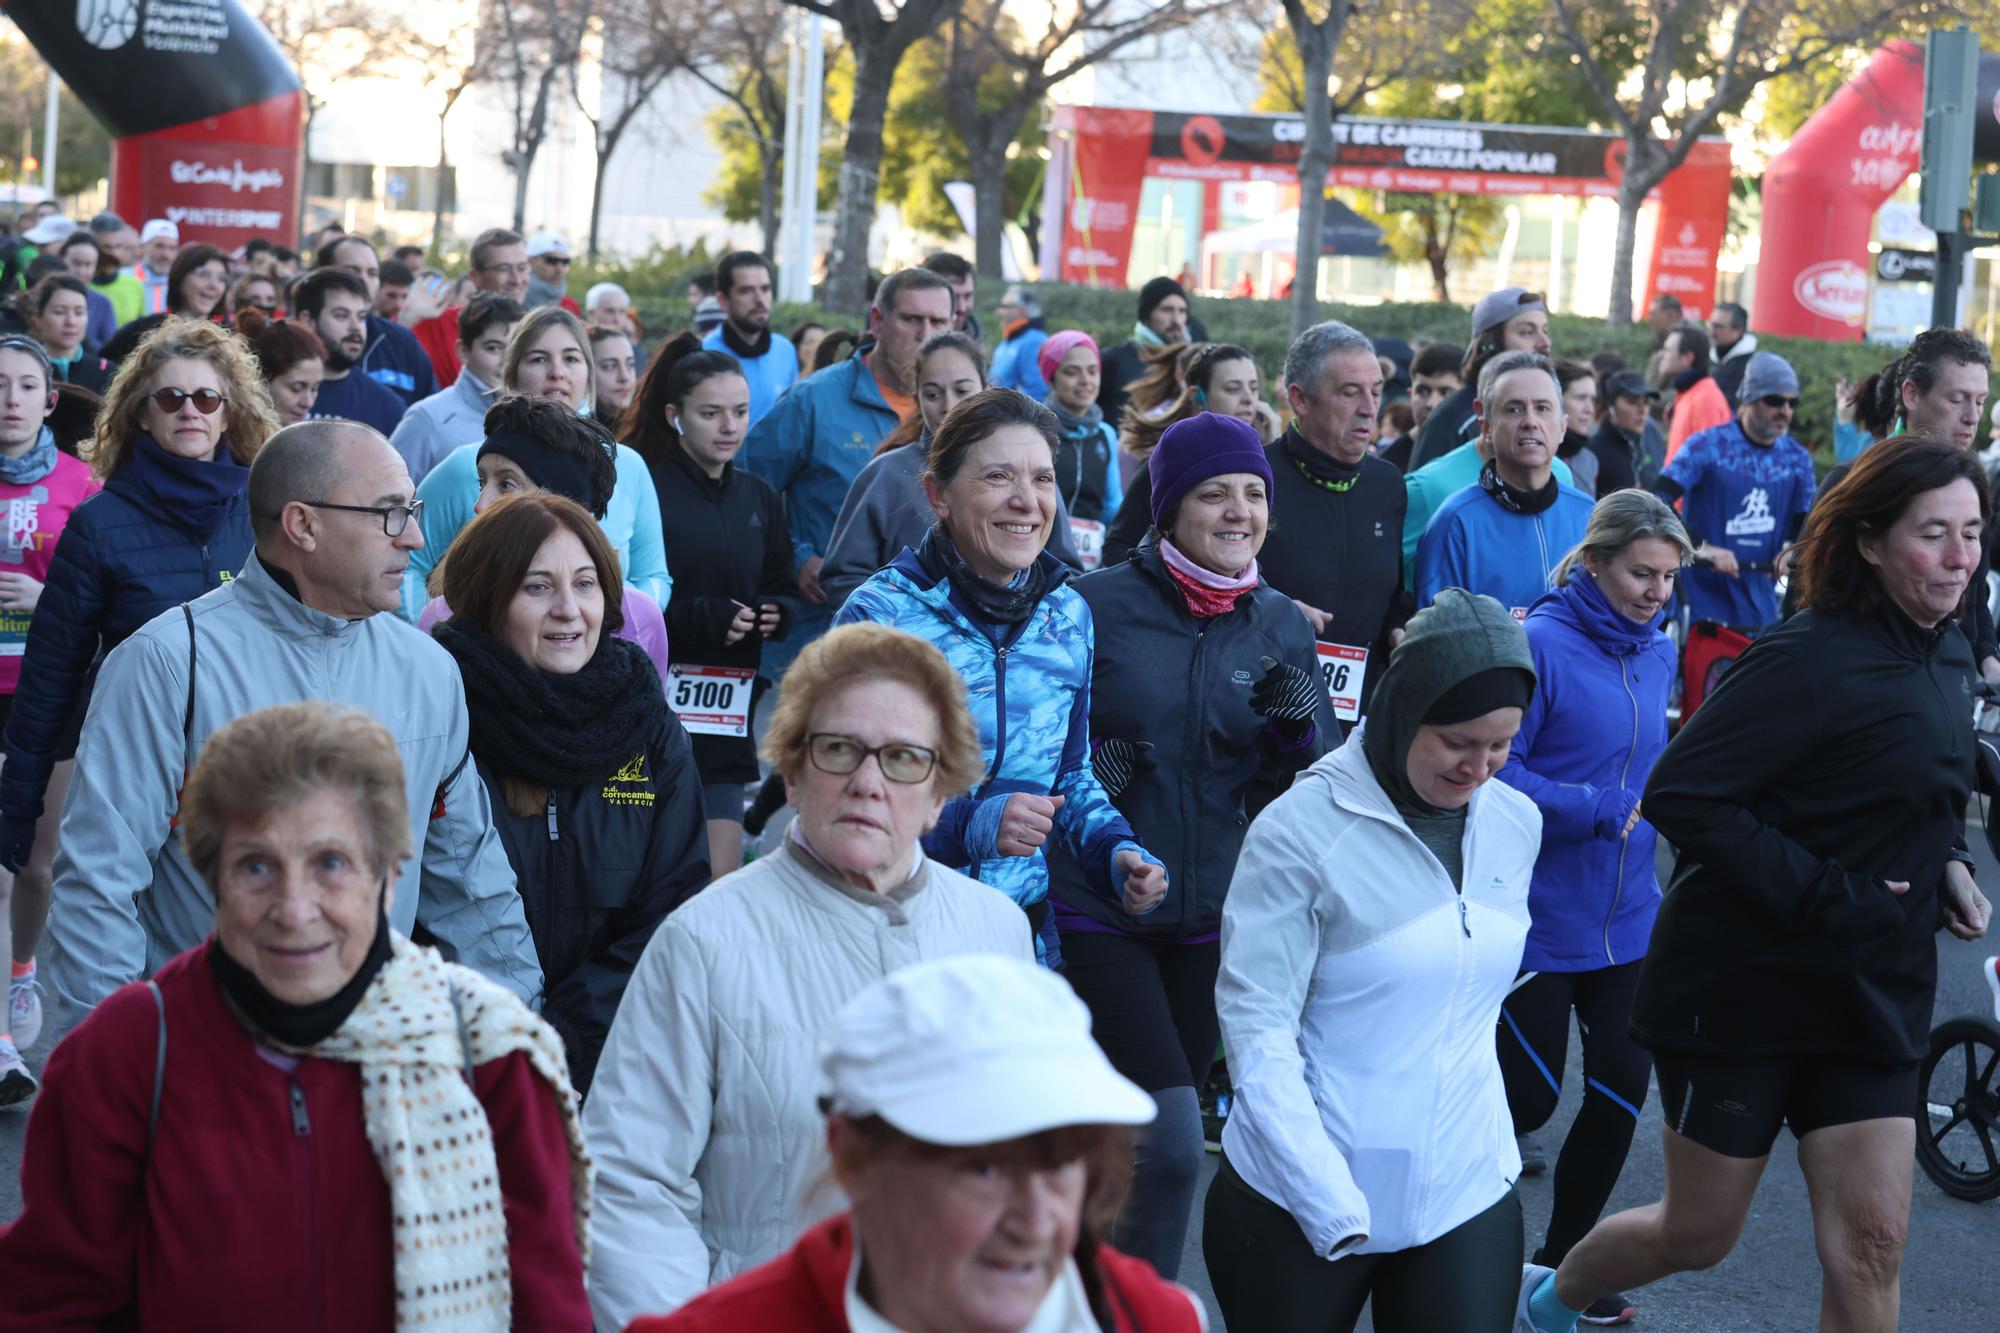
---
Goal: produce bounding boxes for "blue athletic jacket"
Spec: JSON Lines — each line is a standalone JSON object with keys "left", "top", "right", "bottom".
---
{"left": 1497, "top": 574, "right": 1674, "bottom": 971}
{"left": 835, "top": 546, "right": 1155, "bottom": 917}
{"left": 744, "top": 348, "right": 901, "bottom": 573}
{"left": 1415, "top": 478, "right": 1594, "bottom": 616}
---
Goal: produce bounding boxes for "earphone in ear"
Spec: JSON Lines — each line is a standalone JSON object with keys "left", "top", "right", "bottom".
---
{"left": 671, "top": 417, "right": 683, "bottom": 436}
{"left": 1193, "top": 387, "right": 1207, "bottom": 407}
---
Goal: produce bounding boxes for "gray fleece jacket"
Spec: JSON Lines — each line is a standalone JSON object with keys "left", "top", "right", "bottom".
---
{"left": 43, "top": 552, "right": 543, "bottom": 1011}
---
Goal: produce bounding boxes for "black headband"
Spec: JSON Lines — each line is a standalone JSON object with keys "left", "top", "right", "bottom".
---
{"left": 477, "top": 428, "right": 606, "bottom": 517}
{"left": 1424, "top": 667, "right": 1534, "bottom": 726}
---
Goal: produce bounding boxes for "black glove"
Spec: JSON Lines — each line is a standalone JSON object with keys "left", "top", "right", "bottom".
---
{"left": 0, "top": 814, "right": 33, "bottom": 875}
{"left": 1251, "top": 655, "right": 1320, "bottom": 739}
{"left": 1091, "top": 739, "right": 1156, "bottom": 799}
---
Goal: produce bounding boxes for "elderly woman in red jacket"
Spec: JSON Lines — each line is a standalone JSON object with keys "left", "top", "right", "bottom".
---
{"left": 633, "top": 954, "right": 1204, "bottom": 1333}
{"left": 0, "top": 701, "right": 592, "bottom": 1330}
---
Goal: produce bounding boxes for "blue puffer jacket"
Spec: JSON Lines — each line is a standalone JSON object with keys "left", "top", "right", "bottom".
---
{"left": 835, "top": 543, "right": 1156, "bottom": 925}
{"left": 1496, "top": 573, "right": 1674, "bottom": 972}
{"left": 0, "top": 467, "right": 253, "bottom": 824}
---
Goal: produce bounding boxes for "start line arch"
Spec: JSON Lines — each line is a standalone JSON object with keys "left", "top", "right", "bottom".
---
{"left": 1044, "top": 104, "right": 1733, "bottom": 317}
{"left": 2, "top": 0, "right": 303, "bottom": 251}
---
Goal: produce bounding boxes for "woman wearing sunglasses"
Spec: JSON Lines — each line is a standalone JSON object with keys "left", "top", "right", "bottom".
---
{"left": 0, "top": 319, "right": 276, "bottom": 1005}
{"left": 581, "top": 621, "right": 1031, "bottom": 1327}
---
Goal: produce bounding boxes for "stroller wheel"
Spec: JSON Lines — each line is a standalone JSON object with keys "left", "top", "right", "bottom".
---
{"left": 1917, "top": 1016, "right": 2000, "bottom": 1202}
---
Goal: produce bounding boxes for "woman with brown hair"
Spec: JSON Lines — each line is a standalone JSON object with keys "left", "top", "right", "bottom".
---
{"left": 97, "top": 243, "right": 232, "bottom": 365}
{"left": 630, "top": 954, "right": 1203, "bottom": 1332}
{"left": 1518, "top": 434, "right": 1994, "bottom": 1332}
{"left": 235, "top": 307, "right": 326, "bottom": 426}
{"left": 429, "top": 489, "right": 706, "bottom": 1093}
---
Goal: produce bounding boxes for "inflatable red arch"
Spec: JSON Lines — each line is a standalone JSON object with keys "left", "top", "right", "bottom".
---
{"left": 2, "top": 0, "right": 303, "bottom": 251}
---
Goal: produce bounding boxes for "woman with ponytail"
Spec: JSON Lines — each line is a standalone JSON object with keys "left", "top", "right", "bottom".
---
{"left": 632, "top": 332, "right": 800, "bottom": 879}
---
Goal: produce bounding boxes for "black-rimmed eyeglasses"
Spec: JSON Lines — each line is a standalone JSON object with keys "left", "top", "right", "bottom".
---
{"left": 295, "top": 499, "right": 425, "bottom": 537}
{"left": 806, "top": 733, "right": 939, "bottom": 784}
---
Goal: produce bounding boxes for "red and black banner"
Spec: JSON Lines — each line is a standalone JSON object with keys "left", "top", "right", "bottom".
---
{"left": 4, "top": 0, "right": 303, "bottom": 250}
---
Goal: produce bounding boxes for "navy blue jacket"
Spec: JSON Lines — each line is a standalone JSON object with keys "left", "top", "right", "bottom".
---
{"left": 1497, "top": 575, "right": 1674, "bottom": 972}
{"left": 362, "top": 314, "right": 441, "bottom": 408}
{"left": 1050, "top": 545, "right": 1336, "bottom": 939}
{"left": 0, "top": 470, "right": 253, "bottom": 823}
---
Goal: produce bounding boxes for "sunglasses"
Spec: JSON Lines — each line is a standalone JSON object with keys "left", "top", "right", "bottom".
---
{"left": 539, "top": 256, "right": 571, "bottom": 268}
{"left": 150, "top": 387, "right": 228, "bottom": 415}
{"left": 1759, "top": 395, "right": 1799, "bottom": 410}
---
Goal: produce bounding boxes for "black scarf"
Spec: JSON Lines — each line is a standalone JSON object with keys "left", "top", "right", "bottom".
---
{"left": 719, "top": 321, "right": 772, "bottom": 360}
{"left": 917, "top": 523, "right": 1059, "bottom": 626}
{"left": 1673, "top": 365, "right": 1708, "bottom": 393}
{"left": 431, "top": 622, "right": 666, "bottom": 785}
{"left": 1479, "top": 458, "right": 1560, "bottom": 515}
{"left": 1284, "top": 427, "right": 1362, "bottom": 492}
{"left": 208, "top": 898, "right": 393, "bottom": 1047}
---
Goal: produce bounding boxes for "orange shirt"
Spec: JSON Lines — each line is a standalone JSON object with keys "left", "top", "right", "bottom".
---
{"left": 871, "top": 360, "right": 915, "bottom": 423}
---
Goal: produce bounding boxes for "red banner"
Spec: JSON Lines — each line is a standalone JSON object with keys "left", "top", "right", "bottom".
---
{"left": 1052, "top": 105, "right": 1733, "bottom": 318}
{"left": 113, "top": 94, "right": 306, "bottom": 252}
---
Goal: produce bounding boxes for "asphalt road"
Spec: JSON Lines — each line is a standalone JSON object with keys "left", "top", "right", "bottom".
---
{"left": 0, "top": 834, "right": 1996, "bottom": 1331}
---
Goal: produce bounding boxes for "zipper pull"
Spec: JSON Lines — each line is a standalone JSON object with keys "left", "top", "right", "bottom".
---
{"left": 289, "top": 1081, "right": 311, "bottom": 1136}
{"left": 546, "top": 791, "right": 559, "bottom": 842}
{"left": 1458, "top": 897, "right": 1470, "bottom": 938}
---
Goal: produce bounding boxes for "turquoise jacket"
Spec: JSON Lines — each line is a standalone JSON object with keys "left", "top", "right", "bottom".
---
{"left": 836, "top": 545, "right": 1157, "bottom": 918}
{"left": 745, "top": 350, "right": 901, "bottom": 572}
{"left": 400, "top": 439, "right": 672, "bottom": 621}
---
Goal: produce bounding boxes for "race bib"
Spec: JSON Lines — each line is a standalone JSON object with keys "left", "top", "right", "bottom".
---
{"left": 666, "top": 664, "right": 756, "bottom": 737}
{"left": 1069, "top": 517, "right": 1105, "bottom": 572}
{"left": 1314, "top": 642, "right": 1369, "bottom": 722}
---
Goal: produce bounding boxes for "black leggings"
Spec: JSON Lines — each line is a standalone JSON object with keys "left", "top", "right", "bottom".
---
{"left": 1496, "top": 962, "right": 1651, "bottom": 1266}
{"left": 1202, "top": 1155, "right": 1523, "bottom": 1333}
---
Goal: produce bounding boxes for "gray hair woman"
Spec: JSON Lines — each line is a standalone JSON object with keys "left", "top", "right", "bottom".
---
{"left": 0, "top": 702, "right": 590, "bottom": 1327}
{"left": 581, "top": 623, "right": 1033, "bottom": 1328}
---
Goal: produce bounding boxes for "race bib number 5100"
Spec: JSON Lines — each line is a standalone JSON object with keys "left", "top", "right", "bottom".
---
{"left": 667, "top": 664, "right": 756, "bottom": 737}
{"left": 1314, "top": 642, "right": 1369, "bottom": 722}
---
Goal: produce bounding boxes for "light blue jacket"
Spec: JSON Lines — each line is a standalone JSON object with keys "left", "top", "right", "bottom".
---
{"left": 991, "top": 323, "right": 1051, "bottom": 400}
{"left": 835, "top": 546, "right": 1157, "bottom": 919}
{"left": 388, "top": 370, "right": 498, "bottom": 484}
{"left": 744, "top": 349, "right": 901, "bottom": 572}
{"left": 400, "top": 439, "right": 671, "bottom": 621}
{"left": 702, "top": 327, "right": 800, "bottom": 428}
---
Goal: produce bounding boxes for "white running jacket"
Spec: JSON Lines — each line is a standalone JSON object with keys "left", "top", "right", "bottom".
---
{"left": 1216, "top": 731, "right": 1537, "bottom": 1257}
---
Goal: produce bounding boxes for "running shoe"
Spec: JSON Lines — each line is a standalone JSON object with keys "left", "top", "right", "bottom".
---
{"left": 0, "top": 1042, "right": 35, "bottom": 1106}
{"left": 1578, "top": 1291, "right": 1636, "bottom": 1326}
{"left": 1986, "top": 956, "right": 1999, "bottom": 1024}
{"left": 10, "top": 973, "right": 41, "bottom": 1050}
{"left": 1513, "top": 1263, "right": 1570, "bottom": 1333}
{"left": 1518, "top": 1132, "right": 1548, "bottom": 1177}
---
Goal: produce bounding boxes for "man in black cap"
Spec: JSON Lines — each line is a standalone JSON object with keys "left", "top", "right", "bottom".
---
{"left": 1588, "top": 371, "right": 1665, "bottom": 496}
{"left": 1098, "top": 276, "right": 1193, "bottom": 425}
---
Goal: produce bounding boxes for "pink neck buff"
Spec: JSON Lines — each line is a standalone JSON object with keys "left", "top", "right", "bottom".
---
{"left": 1159, "top": 537, "right": 1258, "bottom": 618}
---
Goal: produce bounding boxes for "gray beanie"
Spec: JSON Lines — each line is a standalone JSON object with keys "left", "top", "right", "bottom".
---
{"left": 1736, "top": 351, "right": 1799, "bottom": 403}
{"left": 1362, "top": 589, "right": 1535, "bottom": 812}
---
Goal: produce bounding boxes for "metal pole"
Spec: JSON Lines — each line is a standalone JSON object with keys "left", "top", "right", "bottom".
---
{"left": 1934, "top": 230, "right": 1963, "bottom": 329}
{"left": 41, "top": 70, "right": 58, "bottom": 199}
{"left": 777, "top": 10, "right": 805, "bottom": 302}
{"left": 794, "top": 14, "right": 824, "bottom": 304}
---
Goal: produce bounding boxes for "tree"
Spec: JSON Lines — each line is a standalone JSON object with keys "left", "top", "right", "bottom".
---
{"left": 1273, "top": 0, "right": 1472, "bottom": 337}
{"left": 482, "top": 0, "right": 596, "bottom": 232}
{"left": 690, "top": 0, "right": 803, "bottom": 258}
{"left": 252, "top": 0, "right": 401, "bottom": 219}
{"left": 936, "top": 0, "right": 1216, "bottom": 280}
{"left": 0, "top": 32, "right": 111, "bottom": 199}
{"left": 777, "top": 0, "right": 964, "bottom": 315}
{"left": 574, "top": 0, "right": 703, "bottom": 259}
{"left": 1547, "top": 0, "right": 1951, "bottom": 325}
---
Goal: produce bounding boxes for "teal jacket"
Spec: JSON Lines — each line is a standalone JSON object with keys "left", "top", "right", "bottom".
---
{"left": 835, "top": 545, "right": 1157, "bottom": 916}
{"left": 745, "top": 350, "right": 902, "bottom": 572}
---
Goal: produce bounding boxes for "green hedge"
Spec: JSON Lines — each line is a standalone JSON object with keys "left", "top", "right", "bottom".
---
{"left": 623, "top": 279, "right": 1906, "bottom": 459}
